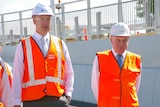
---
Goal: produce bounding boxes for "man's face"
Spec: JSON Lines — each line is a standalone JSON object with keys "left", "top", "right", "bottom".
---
{"left": 33, "top": 15, "right": 52, "bottom": 36}
{"left": 110, "top": 36, "right": 130, "bottom": 54}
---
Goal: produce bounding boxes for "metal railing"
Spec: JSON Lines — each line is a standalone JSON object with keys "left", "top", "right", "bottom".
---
{"left": 0, "top": 0, "right": 160, "bottom": 45}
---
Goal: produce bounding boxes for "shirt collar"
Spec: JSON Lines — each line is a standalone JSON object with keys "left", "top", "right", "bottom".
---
{"left": 33, "top": 32, "right": 50, "bottom": 41}
{"left": 111, "top": 48, "right": 127, "bottom": 58}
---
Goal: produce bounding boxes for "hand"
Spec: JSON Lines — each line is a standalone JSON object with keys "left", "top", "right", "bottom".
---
{"left": 66, "top": 95, "right": 71, "bottom": 102}
{"left": 59, "top": 94, "right": 71, "bottom": 103}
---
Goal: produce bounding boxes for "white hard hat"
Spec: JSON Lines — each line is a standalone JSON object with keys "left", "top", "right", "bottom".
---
{"left": 110, "top": 22, "right": 131, "bottom": 36}
{"left": 32, "top": 3, "right": 54, "bottom": 16}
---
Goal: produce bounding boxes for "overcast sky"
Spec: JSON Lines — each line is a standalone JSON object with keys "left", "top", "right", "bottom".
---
{"left": 0, "top": 0, "right": 87, "bottom": 14}
{"left": 0, "top": 0, "right": 51, "bottom": 14}
{"left": 0, "top": 0, "right": 126, "bottom": 14}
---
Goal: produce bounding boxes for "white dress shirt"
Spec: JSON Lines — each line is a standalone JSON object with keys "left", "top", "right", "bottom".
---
{"left": 0, "top": 58, "right": 13, "bottom": 107}
{"left": 91, "top": 48, "right": 142, "bottom": 102}
{"left": 12, "top": 32, "right": 74, "bottom": 105}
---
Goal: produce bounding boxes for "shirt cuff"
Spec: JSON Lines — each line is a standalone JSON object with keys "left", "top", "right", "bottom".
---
{"left": 65, "top": 91, "right": 72, "bottom": 98}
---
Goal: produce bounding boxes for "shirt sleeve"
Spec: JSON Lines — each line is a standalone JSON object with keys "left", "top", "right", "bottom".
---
{"left": 61, "top": 40, "right": 74, "bottom": 98}
{"left": 136, "top": 62, "right": 142, "bottom": 94}
{"left": 12, "top": 42, "right": 24, "bottom": 105}
{"left": 91, "top": 56, "right": 99, "bottom": 103}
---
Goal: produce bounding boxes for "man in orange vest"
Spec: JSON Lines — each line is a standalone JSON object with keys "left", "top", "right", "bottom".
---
{"left": 0, "top": 47, "right": 13, "bottom": 107}
{"left": 91, "top": 22, "right": 142, "bottom": 107}
{"left": 12, "top": 3, "right": 74, "bottom": 107}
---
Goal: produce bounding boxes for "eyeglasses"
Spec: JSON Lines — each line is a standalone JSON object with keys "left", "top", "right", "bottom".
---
{"left": 35, "top": 17, "right": 51, "bottom": 22}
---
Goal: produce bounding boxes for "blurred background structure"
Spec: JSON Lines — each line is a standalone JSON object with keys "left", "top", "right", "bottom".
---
{"left": 0, "top": 0, "right": 160, "bottom": 45}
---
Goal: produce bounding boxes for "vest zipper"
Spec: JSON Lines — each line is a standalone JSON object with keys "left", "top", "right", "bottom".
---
{"left": 120, "top": 69, "right": 122, "bottom": 107}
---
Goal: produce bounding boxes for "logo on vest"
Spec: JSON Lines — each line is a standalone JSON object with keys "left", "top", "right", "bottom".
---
{"left": 48, "top": 54, "right": 55, "bottom": 59}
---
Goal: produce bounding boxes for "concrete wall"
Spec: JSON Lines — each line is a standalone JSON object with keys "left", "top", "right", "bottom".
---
{"left": 1, "top": 35, "right": 160, "bottom": 107}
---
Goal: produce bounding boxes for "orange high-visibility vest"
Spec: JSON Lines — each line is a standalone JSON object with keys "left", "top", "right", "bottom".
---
{"left": 0, "top": 62, "right": 12, "bottom": 87}
{"left": 0, "top": 65, "right": 7, "bottom": 107}
{"left": 0, "top": 60, "right": 12, "bottom": 107}
{"left": 21, "top": 36, "right": 65, "bottom": 101}
{"left": 97, "top": 50, "right": 141, "bottom": 107}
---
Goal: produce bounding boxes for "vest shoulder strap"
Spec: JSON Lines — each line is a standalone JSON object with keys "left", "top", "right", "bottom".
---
{"left": 97, "top": 50, "right": 111, "bottom": 55}
{"left": 127, "top": 51, "right": 141, "bottom": 59}
{"left": 51, "top": 35, "right": 63, "bottom": 52}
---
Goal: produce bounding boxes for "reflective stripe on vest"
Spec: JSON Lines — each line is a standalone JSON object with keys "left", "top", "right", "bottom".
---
{"left": 22, "top": 36, "right": 64, "bottom": 88}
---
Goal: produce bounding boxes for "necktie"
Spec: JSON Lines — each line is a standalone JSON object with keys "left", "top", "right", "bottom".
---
{"left": 117, "top": 54, "right": 123, "bottom": 68}
{"left": 41, "top": 37, "right": 48, "bottom": 57}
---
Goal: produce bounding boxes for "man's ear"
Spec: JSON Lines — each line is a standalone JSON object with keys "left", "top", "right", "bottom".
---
{"left": 109, "top": 36, "right": 113, "bottom": 42}
{"left": 32, "top": 16, "right": 36, "bottom": 24}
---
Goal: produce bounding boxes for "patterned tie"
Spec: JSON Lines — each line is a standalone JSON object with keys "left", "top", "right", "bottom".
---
{"left": 41, "top": 37, "right": 48, "bottom": 57}
{"left": 117, "top": 54, "right": 123, "bottom": 68}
